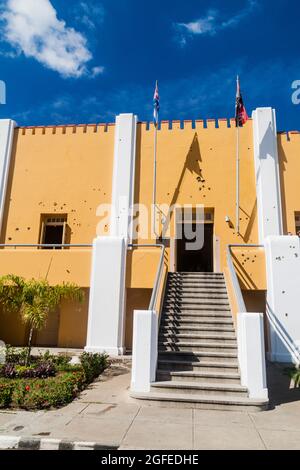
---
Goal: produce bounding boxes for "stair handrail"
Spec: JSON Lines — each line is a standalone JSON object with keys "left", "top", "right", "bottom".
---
{"left": 128, "top": 243, "right": 166, "bottom": 311}
{"left": 228, "top": 243, "right": 300, "bottom": 366}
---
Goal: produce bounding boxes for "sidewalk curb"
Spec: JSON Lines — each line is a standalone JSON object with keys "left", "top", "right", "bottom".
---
{"left": 0, "top": 435, "right": 118, "bottom": 451}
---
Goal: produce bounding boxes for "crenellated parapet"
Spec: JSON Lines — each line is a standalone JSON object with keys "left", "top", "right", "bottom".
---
{"left": 16, "top": 122, "right": 116, "bottom": 135}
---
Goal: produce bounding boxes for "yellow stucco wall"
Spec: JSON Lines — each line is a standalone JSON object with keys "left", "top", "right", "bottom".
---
{"left": 125, "top": 288, "right": 152, "bottom": 350}
{"left": 0, "top": 124, "right": 114, "bottom": 348}
{"left": 2, "top": 124, "right": 114, "bottom": 248}
{"left": 2, "top": 120, "right": 298, "bottom": 348}
{"left": 278, "top": 131, "right": 300, "bottom": 234}
{"left": 133, "top": 119, "right": 259, "bottom": 273}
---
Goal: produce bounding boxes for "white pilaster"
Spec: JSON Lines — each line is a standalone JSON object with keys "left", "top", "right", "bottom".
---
{"left": 85, "top": 114, "right": 138, "bottom": 355}
{"left": 0, "top": 120, "right": 16, "bottom": 235}
{"left": 85, "top": 237, "right": 127, "bottom": 356}
{"left": 131, "top": 310, "right": 158, "bottom": 393}
{"left": 252, "top": 108, "right": 283, "bottom": 242}
{"left": 237, "top": 312, "right": 268, "bottom": 400}
{"left": 265, "top": 236, "right": 300, "bottom": 364}
{"left": 111, "top": 113, "right": 138, "bottom": 240}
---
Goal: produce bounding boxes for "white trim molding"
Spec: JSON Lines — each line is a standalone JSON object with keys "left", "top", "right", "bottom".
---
{"left": 0, "top": 119, "right": 16, "bottom": 235}
{"left": 252, "top": 108, "right": 283, "bottom": 243}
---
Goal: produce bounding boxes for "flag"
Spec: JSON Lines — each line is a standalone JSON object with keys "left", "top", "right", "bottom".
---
{"left": 153, "top": 80, "right": 160, "bottom": 126}
{"left": 235, "top": 76, "right": 248, "bottom": 127}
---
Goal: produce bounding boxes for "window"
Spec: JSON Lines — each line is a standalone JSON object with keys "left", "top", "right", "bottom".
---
{"left": 39, "top": 215, "right": 68, "bottom": 249}
{"left": 295, "top": 212, "right": 300, "bottom": 235}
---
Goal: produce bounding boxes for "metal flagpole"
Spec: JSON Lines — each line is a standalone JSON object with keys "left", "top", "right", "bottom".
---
{"left": 236, "top": 122, "right": 240, "bottom": 235}
{"left": 152, "top": 121, "right": 158, "bottom": 237}
{"left": 236, "top": 75, "right": 240, "bottom": 235}
{"left": 152, "top": 80, "right": 159, "bottom": 238}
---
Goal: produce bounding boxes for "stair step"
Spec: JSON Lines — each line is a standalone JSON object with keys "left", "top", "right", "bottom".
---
{"left": 165, "top": 295, "right": 229, "bottom": 301}
{"left": 169, "top": 273, "right": 224, "bottom": 277}
{"left": 160, "top": 326, "right": 235, "bottom": 334}
{"left": 161, "top": 314, "right": 233, "bottom": 327}
{"left": 164, "top": 304, "right": 230, "bottom": 311}
{"left": 168, "top": 276, "right": 226, "bottom": 286}
{"left": 162, "top": 315, "right": 232, "bottom": 323}
{"left": 130, "top": 391, "right": 268, "bottom": 412}
{"left": 158, "top": 351, "right": 238, "bottom": 363}
{"left": 159, "top": 333, "right": 237, "bottom": 344}
{"left": 158, "top": 342, "right": 238, "bottom": 353}
{"left": 157, "top": 359, "right": 239, "bottom": 373}
{"left": 151, "top": 381, "right": 248, "bottom": 397}
{"left": 157, "top": 370, "right": 241, "bottom": 384}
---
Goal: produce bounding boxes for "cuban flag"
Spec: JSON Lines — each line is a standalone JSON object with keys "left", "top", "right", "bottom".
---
{"left": 235, "top": 76, "right": 248, "bottom": 127}
{"left": 153, "top": 80, "right": 160, "bottom": 126}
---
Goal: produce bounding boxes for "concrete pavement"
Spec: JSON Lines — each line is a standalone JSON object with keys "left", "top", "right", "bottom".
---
{"left": 0, "top": 361, "right": 300, "bottom": 450}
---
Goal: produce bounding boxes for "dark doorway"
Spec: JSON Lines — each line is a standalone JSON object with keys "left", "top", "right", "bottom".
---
{"left": 42, "top": 225, "right": 64, "bottom": 249}
{"left": 177, "top": 223, "right": 214, "bottom": 272}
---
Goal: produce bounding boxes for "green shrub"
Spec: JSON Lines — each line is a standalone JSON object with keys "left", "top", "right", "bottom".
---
{"left": 5, "top": 346, "right": 30, "bottom": 366}
{"left": 80, "top": 352, "right": 109, "bottom": 383}
{"left": 8, "top": 371, "right": 85, "bottom": 410}
{"left": 289, "top": 367, "right": 300, "bottom": 387}
{"left": 0, "top": 352, "right": 110, "bottom": 410}
{"left": 40, "top": 350, "right": 71, "bottom": 367}
{"left": 0, "top": 381, "right": 14, "bottom": 408}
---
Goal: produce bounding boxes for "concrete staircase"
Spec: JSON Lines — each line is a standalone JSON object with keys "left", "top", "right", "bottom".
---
{"left": 133, "top": 272, "right": 268, "bottom": 411}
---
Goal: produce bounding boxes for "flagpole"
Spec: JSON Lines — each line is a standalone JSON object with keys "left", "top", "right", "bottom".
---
{"left": 236, "top": 122, "right": 240, "bottom": 235}
{"left": 152, "top": 120, "right": 158, "bottom": 237}
{"left": 235, "top": 74, "right": 240, "bottom": 236}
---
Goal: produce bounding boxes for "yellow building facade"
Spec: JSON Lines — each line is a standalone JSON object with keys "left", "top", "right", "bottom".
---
{"left": 0, "top": 109, "right": 299, "bottom": 362}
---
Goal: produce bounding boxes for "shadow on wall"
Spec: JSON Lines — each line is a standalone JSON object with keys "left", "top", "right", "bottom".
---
{"left": 159, "top": 132, "right": 204, "bottom": 239}
{"left": 239, "top": 200, "right": 257, "bottom": 243}
{"left": 266, "top": 301, "right": 299, "bottom": 366}
{"left": 267, "top": 361, "right": 300, "bottom": 409}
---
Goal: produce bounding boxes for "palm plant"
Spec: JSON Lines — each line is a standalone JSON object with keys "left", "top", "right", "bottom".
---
{"left": 0, "top": 275, "right": 83, "bottom": 364}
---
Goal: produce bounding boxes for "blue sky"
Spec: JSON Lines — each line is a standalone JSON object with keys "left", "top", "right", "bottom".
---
{"left": 0, "top": 0, "right": 299, "bottom": 130}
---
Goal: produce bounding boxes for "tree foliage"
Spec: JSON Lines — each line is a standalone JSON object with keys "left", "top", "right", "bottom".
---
{"left": 0, "top": 275, "right": 84, "bottom": 362}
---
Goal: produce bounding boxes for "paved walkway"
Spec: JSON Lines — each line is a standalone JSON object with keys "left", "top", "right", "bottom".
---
{"left": 0, "top": 361, "right": 300, "bottom": 450}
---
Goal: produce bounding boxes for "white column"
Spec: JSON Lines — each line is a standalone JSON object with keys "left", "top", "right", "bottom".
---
{"left": 0, "top": 120, "right": 16, "bottom": 234}
{"left": 85, "top": 237, "right": 127, "bottom": 355}
{"left": 85, "top": 114, "right": 137, "bottom": 355}
{"left": 265, "top": 236, "right": 300, "bottom": 363}
{"left": 131, "top": 310, "right": 158, "bottom": 393}
{"left": 111, "top": 113, "right": 138, "bottom": 240}
{"left": 237, "top": 312, "right": 268, "bottom": 400}
{"left": 252, "top": 108, "right": 283, "bottom": 242}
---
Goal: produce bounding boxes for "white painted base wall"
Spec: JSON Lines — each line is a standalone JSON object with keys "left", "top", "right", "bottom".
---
{"left": 237, "top": 312, "right": 268, "bottom": 400}
{"left": 265, "top": 236, "right": 300, "bottom": 364}
{"left": 131, "top": 310, "right": 158, "bottom": 393}
{"left": 85, "top": 236, "right": 127, "bottom": 356}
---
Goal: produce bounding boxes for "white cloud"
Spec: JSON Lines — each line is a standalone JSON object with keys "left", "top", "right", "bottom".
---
{"left": 177, "top": 10, "right": 217, "bottom": 37}
{"left": 175, "top": 1, "right": 257, "bottom": 46}
{"left": 75, "top": 2, "right": 105, "bottom": 30}
{"left": 91, "top": 66, "right": 104, "bottom": 78}
{"left": 0, "top": 0, "right": 104, "bottom": 78}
